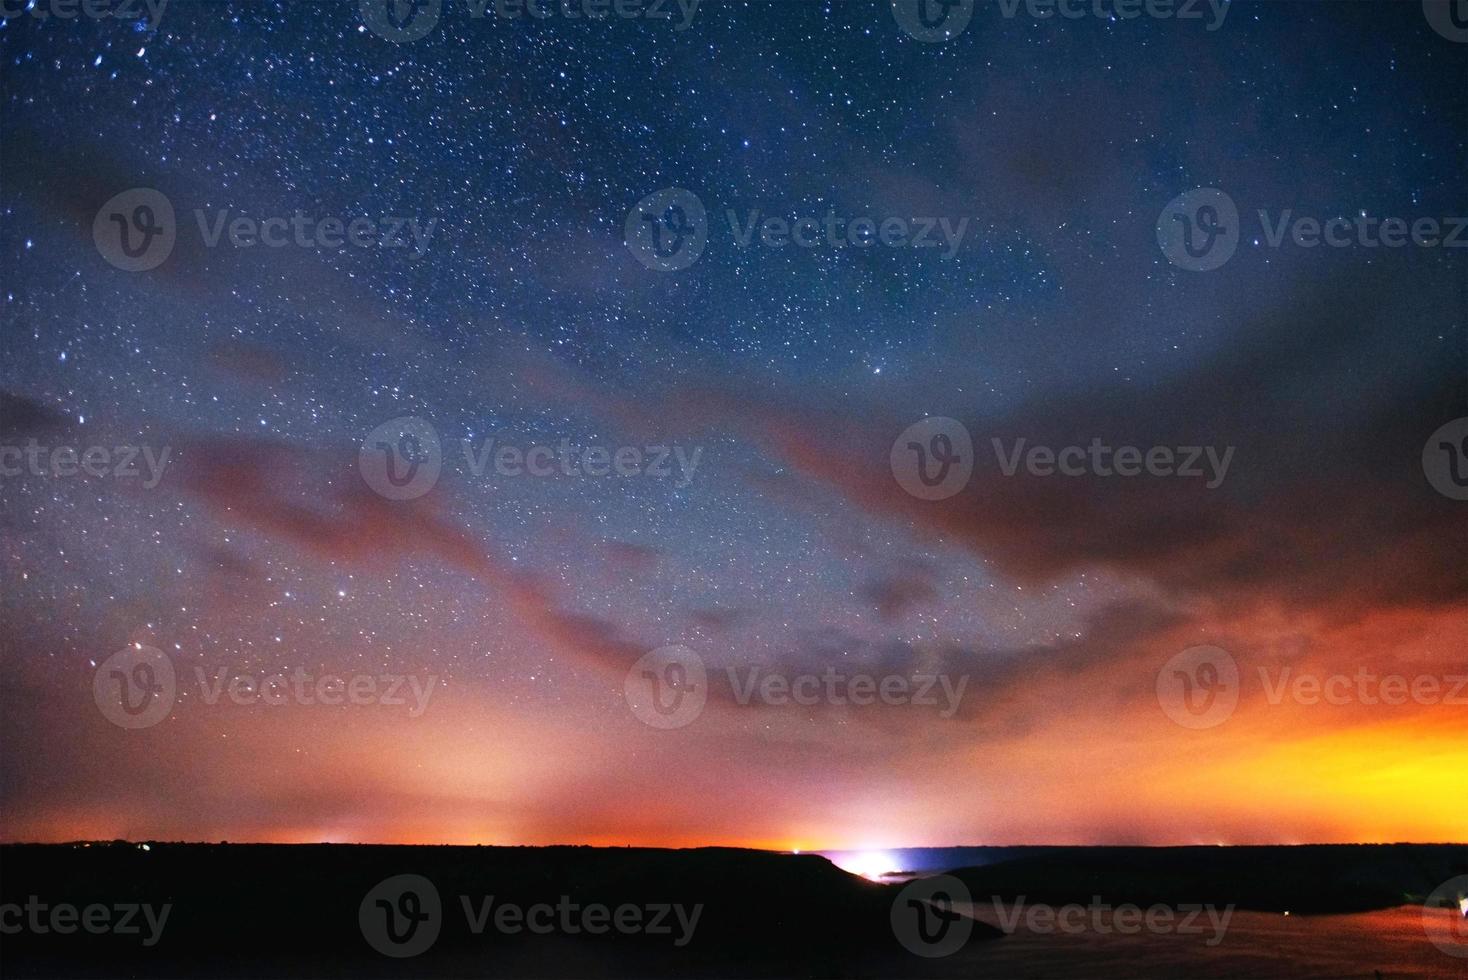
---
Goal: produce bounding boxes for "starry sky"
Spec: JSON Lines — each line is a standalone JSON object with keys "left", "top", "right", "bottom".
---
{"left": 1, "top": 1, "right": 1465, "bottom": 848}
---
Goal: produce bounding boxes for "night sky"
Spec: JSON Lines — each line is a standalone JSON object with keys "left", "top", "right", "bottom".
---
{"left": 1, "top": 1, "right": 1465, "bottom": 849}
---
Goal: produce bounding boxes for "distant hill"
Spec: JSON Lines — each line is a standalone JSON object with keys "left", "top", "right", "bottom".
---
{"left": 942, "top": 843, "right": 1468, "bottom": 914}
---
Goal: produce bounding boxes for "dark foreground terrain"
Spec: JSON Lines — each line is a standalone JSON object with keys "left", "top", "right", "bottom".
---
{"left": 0, "top": 843, "right": 1463, "bottom": 978}
{"left": 0, "top": 843, "right": 992, "bottom": 978}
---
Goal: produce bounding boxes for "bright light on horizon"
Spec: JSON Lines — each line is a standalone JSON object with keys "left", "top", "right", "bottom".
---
{"left": 829, "top": 850, "right": 902, "bottom": 881}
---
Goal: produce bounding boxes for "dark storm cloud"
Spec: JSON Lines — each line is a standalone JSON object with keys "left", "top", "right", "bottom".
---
{"left": 0, "top": 390, "right": 72, "bottom": 440}
{"left": 860, "top": 568, "right": 940, "bottom": 622}
{"left": 688, "top": 606, "right": 746, "bottom": 633}
{"left": 722, "top": 261, "right": 1466, "bottom": 620}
